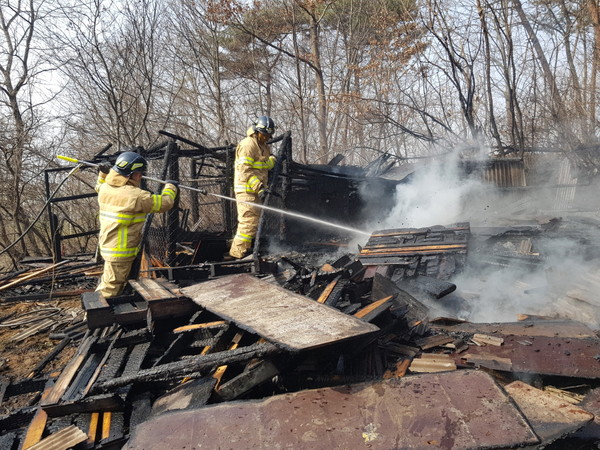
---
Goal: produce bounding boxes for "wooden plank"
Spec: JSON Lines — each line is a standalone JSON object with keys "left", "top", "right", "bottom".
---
{"left": 360, "top": 244, "right": 467, "bottom": 255}
{"left": 473, "top": 333, "right": 504, "bottom": 346}
{"left": 316, "top": 276, "right": 340, "bottom": 304}
{"left": 101, "top": 412, "right": 111, "bottom": 440}
{"left": 27, "top": 424, "right": 87, "bottom": 450}
{"left": 414, "top": 334, "right": 455, "bottom": 350}
{"left": 409, "top": 353, "right": 457, "bottom": 373}
{"left": 383, "top": 359, "right": 411, "bottom": 379}
{"left": 41, "top": 335, "right": 96, "bottom": 407}
{"left": 212, "top": 332, "right": 244, "bottom": 389}
{"left": 182, "top": 274, "right": 379, "bottom": 352}
{"left": 42, "top": 393, "right": 124, "bottom": 418}
{"left": 0, "top": 260, "right": 69, "bottom": 292}
{"left": 173, "top": 321, "right": 227, "bottom": 334}
{"left": 130, "top": 279, "right": 174, "bottom": 302}
{"left": 11, "top": 319, "right": 55, "bottom": 343}
{"left": 82, "top": 292, "right": 114, "bottom": 329}
{"left": 87, "top": 412, "right": 100, "bottom": 447}
{"left": 353, "top": 296, "right": 393, "bottom": 321}
{"left": 218, "top": 360, "right": 280, "bottom": 401}
{"left": 128, "top": 279, "right": 155, "bottom": 301}
{"left": 112, "top": 301, "right": 148, "bottom": 325}
{"left": 20, "top": 382, "right": 54, "bottom": 449}
{"left": 370, "top": 223, "right": 470, "bottom": 238}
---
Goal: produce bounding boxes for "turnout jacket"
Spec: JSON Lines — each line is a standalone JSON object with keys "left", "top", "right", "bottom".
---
{"left": 234, "top": 127, "right": 276, "bottom": 194}
{"left": 96, "top": 171, "right": 177, "bottom": 262}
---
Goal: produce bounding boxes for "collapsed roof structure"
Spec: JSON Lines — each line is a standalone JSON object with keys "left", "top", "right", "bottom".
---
{"left": 1, "top": 131, "right": 600, "bottom": 449}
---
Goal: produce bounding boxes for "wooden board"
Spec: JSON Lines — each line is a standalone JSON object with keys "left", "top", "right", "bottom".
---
{"left": 182, "top": 274, "right": 379, "bottom": 352}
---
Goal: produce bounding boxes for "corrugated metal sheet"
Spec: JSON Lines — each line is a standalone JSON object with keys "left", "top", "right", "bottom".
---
{"left": 483, "top": 159, "right": 526, "bottom": 187}
{"left": 553, "top": 157, "right": 577, "bottom": 210}
{"left": 127, "top": 370, "right": 539, "bottom": 450}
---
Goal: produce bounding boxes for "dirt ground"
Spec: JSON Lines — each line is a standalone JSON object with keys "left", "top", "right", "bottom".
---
{"left": 0, "top": 296, "right": 85, "bottom": 415}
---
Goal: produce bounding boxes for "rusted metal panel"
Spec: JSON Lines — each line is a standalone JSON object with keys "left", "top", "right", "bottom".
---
{"left": 430, "top": 319, "right": 597, "bottom": 339}
{"left": 505, "top": 381, "right": 593, "bottom": 445}
{"left": 126, "top": 370, "right": 539, "bottom": 450}
{"left": 182, "top": 274, "right": 379, "bottom": 351}
{"left": 455, "top": 335, "right": 600, "bottom": 379}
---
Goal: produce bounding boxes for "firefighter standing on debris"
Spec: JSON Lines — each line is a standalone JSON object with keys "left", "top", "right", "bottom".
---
{"left": 95, "top": 151, "right": 178, "bottom": 298}
{"left": 227, "top": 116, "right": 277, "bottom": 260}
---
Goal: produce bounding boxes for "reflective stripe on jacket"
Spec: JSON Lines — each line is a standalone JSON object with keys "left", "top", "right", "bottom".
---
{"left": 233, "top": 127, "right": 276, "bottom": 194}
{"left": 96, "top": 171, "right": 177, "bottom": 262}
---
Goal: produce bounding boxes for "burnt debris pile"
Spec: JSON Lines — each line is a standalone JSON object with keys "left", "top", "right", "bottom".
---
{"left": 1, "top": 220, "right": 600, "bottom": 449}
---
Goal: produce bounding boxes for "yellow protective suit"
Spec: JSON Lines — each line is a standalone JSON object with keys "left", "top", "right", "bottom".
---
{"left": 95, "top": 170, "right": 177, "bottom": 298}
{"left": 229, "top": 128, "right": 276, "bottom": 258}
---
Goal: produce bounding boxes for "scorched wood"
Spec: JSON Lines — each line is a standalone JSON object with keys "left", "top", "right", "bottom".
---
{"left": 92, "top": 342, "right": 281, "bottom": 392}
{"left": 182, "top": 274, "right": 379, "bottom": 351}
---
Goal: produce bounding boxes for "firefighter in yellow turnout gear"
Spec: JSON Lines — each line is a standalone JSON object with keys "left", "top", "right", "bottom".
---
{"left": 228, "top": 116, "right": 277, "bottom": 259}
{"left": 95, "top": 151, "right": 178, "bottom": 298}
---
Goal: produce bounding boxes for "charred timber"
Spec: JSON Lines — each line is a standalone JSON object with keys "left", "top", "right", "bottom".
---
{"left": 92, "top": 342, "right": 281, "bottom": 393}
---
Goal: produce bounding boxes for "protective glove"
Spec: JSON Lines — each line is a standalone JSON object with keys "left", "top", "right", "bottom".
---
{"left": 258, "top": 189, "right": 267, "bottom": 202}
{"left": 166, "top": 179, "right": 179, "bottom": 187}
{"left": 98, "top": 162, "right": 112, "bottom": 174}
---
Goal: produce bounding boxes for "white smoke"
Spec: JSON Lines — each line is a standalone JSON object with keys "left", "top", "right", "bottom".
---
{"left": 363, "top": 149, "right": 600, "bottom": 329}
{"left": 378, "top": 152, "right": 484, "bottom": 229}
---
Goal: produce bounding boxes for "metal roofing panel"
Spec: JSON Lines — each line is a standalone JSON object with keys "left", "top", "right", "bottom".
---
{"left": 127, "top": 370, "right": 539, "bottom": 450}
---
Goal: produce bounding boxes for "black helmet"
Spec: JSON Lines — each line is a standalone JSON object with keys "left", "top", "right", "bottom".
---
{"left": 113, "top": 151, "right": 147, "bottom": 176}
{"left": 253, "top": 116, "right": 276, "bottom": 136}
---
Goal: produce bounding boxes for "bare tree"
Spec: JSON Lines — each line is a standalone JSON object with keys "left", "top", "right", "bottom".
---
{"left": 52, "top": 0, "right": 172, "bottom": 151}
{"left": 0, "top": 0, "right": 54, "bottom": 266}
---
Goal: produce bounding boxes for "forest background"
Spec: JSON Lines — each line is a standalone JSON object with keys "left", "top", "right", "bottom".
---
{"left": 1, "top": 0, "right": 599, "bottom": 269}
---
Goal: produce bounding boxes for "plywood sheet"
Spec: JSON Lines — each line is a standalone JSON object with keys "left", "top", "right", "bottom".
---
{"left": 127, "top": 370, "right": 539, "bottom": 450}
{"left": 182, "top": 274, "right": 379, "bottom": 351}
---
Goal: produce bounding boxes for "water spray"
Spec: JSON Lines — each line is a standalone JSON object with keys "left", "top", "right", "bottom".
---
{"left": 57, "top": 155, "right": 372, "bottom": 237}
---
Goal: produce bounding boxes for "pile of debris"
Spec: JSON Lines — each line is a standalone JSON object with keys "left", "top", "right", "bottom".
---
{"left": 1, "top": 222, "right": 599, "bottom": 449}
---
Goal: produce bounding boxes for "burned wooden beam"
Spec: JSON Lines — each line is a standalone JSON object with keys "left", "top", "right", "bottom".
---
{"left": 152, "top": 377, "right": 217, "bottom": 416}
{"left": 41, "top": 333, "right": 97, "bottom": 408}
{"left": 0, "top": 407, "right": 37, "bottom": 434}
{"left": 42, "top": 393, "right": 125, "bottom": 418}
{"left": 217, "top": 360, "right": 279, "bottom": 401}
{"left": 359, "top": 224, "right": 469, "bottom": 279}
{"left": 82, "top": 292, "right": 114, "bottom": 329}
{"left": 129, "top": 277, "right": 196, "bottom": 319}
{"left": 92, "top": 342, "right": 280, "bottom": 392}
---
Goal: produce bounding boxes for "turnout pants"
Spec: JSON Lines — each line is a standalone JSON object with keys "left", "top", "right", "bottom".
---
{"left": 229, "top": 192, "right": 261, "bottom": 258}
{"left": 96, "top": 259, "right": 134, "bottom": 298}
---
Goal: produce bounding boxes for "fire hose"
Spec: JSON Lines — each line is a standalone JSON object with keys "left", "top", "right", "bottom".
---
{"left": 57, "top": 155, "right": 371, "bottom": 237}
